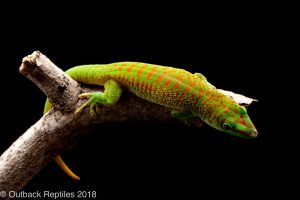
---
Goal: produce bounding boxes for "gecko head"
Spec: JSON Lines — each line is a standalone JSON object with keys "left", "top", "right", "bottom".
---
{"left": 215, "top": 105, "right": 258, "bottom": 139}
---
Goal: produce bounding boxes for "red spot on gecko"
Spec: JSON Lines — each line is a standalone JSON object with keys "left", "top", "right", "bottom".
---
{"left": 118, "top": 63, "right": 125, "bottom": 71}
{"left": 234, "top": 110, "right": 238, "bottom": 114}
{"left": 240, "top": 119, "right": 250, "bottom": 128}
{"left": 141, "top": 81, "right": 145, "bottom": 90}
{"left": 125, "top": 77, "right": 129, "bottom": 83}
{"left": 136, "top": 79, "right": 140, "bottom": 87}
{"left": 206, "top": 104, "right": 210, "bottom": 110}
{"left": 109, "top": 65, "right": 115, "bottom": 71}
{"left": 127, "top": 63, "right": 137, "bottom": 72}
{"left": 137, "top": 65, "right": 147, "bottom": 76}
{"left": 149, "top": 84, "right": 153, "bottom": 93}
{"left": 127, "top": 67, "right": 133, "bottom": 72}
{"left": 191, "top": 93, "right": 195, "bottom": 99}
{"left": 165, "top": 79, "right": 172, "bottom": 86}
{"left": 185, "top": 87, "right": 191, "bottom": 92}
{"left": 199, "top": 90, "right": 204, "bottom": 98}
{"left": 161, "top": 70, "right": 172, "bottom": 78}
{"left": 131, "top": 76, "right": 135, "bottom": 86}
{"left": 230, "top": 115, "right": 234, "bottom": 118}
{"left": 240, "top": 114, "right": 244, "bottom": 118}
{"left": 177, "top": 75, "right": 183, "bottom": 80}
{"left": 146, "top": 66, "right": 157, "bottom": 79}
{"left": 175, "top": 75, "right": 183, "bottom": 88}
{"left": 224, "top": 109, "right": 229, "bottom": 113}
{"left": 190, "top": 81, "right": 196, "bottom": 87}
{"left": 156, "top": 74, "right": 164, "bottom": 82}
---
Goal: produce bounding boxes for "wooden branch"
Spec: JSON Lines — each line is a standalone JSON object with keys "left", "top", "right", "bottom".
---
{"left": 0, "top": 51, "right": 180, "bottom": 197}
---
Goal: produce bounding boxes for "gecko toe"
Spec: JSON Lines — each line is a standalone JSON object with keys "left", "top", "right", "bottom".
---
{"left": 75, "top": 101, "right": 89, "bottom": 116}
{"left": 78, "top": 93, "right": 92, "bottom": 99}
{"left": 89, "top": 104, "right": 99, "bottom": 119}
{"left": 95, "top": 104, "right": 102, "bottom": 115}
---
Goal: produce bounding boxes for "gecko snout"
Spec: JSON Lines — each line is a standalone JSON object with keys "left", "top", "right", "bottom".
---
{"left": 249, "top": 127, "right": 258, "bottom": 138}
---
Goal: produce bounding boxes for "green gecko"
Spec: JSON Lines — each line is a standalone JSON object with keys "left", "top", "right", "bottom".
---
{"left": 43, "top": 62, "right": 258, "bottom": 180}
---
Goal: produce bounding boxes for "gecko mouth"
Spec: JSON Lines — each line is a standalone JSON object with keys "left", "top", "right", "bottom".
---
{"left": 235, "top": 127, "right": 258, "bottom": 139}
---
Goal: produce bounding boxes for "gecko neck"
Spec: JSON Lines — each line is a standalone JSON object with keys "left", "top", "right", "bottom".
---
{"left": 193, "top": 88, "right": 229, "bottom": 126}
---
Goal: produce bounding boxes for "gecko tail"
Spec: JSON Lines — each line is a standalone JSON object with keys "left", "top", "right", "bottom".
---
{"left": 45, "top": 100, "right": 80, "bottom": 181}
{"left": 54, "top": 155, "right": 80, "bottom": 181}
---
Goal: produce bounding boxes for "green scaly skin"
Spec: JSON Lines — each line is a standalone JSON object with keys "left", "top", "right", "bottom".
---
{"left": 44, "top": 62, "right": 258, "bottom": 180}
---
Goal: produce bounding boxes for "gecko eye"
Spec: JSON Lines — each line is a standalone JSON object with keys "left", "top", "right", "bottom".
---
{"left": 222, "top": 123, "right": 232, "bottom": 131}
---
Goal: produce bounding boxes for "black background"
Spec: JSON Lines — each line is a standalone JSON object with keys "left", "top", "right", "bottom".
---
{"left": 0, "top": 3, "right": 292, "bottom": 199}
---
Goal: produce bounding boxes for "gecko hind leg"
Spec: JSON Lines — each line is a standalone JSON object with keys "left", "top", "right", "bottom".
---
{"left": 75, "top": 79, "right": 122, "bottom": 118}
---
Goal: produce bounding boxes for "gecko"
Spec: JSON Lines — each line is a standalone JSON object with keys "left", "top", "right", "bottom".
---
{"left": 43, "top": 62, "right": 258, "bottom": 181}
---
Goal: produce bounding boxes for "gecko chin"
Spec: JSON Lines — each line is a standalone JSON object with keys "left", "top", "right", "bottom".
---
{"left": 231, "top": 127, "right": 258, "bottom": 139}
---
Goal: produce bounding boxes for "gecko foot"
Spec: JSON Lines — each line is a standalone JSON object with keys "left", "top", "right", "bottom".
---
{"left": 75, "top": 92, "right": 103, "bottom": 119}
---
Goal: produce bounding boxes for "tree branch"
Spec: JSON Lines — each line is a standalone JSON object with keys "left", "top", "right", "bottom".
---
{"left": 0, "top": 51, "right": 178, "bottom": 197}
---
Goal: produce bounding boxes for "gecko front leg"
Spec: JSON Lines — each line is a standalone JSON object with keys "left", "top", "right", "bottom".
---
{"left": 75, "top": 79, "right": 122, "bottom": 118}
{"left": 171, "top": 110, "right": 203, "bottom": 127}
